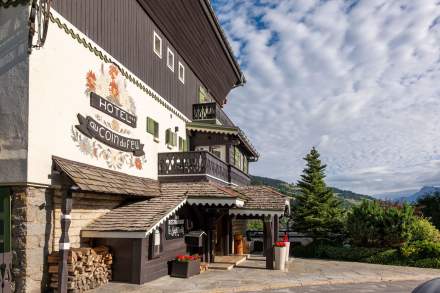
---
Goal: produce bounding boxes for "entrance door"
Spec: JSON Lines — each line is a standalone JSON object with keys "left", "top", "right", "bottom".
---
{"left": 0, "top": 188, "right": 11, "bottom": 293}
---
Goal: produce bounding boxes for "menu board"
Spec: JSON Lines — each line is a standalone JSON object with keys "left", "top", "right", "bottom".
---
{"left": 165, "top": 217, "right": 185, "bottom": 239}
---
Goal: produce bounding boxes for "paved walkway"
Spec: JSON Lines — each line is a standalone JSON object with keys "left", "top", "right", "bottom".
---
{"left": 91, "top": 257, "right": 440, "bottom": 293}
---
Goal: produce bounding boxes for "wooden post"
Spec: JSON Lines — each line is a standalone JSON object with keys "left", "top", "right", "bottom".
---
{"left": 206, "top": 217, "right": 216, "bottom": 263}
{"left": 263, "top": 215, "right": 274, "bottom": 269}
{"left": 224, "top": 215, "right": 230, "bottom": 256}
{"left": 228, "top": 215, "right": 234, "bottom": 255}
{"left": 274, "top": 215, "right": 279, "bottom": 243}
{"left": 57, "top": 187, "right": 75, "bottom": 293}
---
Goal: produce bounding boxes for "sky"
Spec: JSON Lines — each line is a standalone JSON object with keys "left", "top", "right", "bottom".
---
{"left": 211, "top": 0, "right": 440, "bottom": 195}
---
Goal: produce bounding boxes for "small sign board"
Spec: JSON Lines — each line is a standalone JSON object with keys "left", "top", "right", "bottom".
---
{"left": 166, "top": 217, "right": 185, "bottom": 239}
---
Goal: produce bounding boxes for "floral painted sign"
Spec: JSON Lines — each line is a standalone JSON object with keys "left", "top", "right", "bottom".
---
{"left": 72, "top": 63, "right": 147, "bottom": 170}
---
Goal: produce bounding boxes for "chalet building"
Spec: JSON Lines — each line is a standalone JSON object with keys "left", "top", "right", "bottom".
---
{"left": 0, "top": 1, "right": 289, "bottom": 292}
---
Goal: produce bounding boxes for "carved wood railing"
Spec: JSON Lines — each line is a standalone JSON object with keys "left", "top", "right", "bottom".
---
{"left": 192, "top": 103, "right": 235, "bottom": 127}
{"left": 158, "top": 151, "right": 229, "bottom": 183}
{"left": 229, "top": 165, "right": 251, "bottom": 186}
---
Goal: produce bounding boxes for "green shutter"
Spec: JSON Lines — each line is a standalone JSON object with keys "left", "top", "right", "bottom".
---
{"left": 165, "top": 129, "right": 171, "bottom": 144}
{"left": 0, "top": 188, "right": 11, "bottom": 253}
{"left": 172, "top": 132, "right": 177, "bottom": 147}
{"left": 184, "top": 138, "right": 189, "bottom": 151}
{"left": 154, "top": 121, "right": 159, "bottom": 138}
{"left": 179, "top": 137, "right": 184, "bottom": 151}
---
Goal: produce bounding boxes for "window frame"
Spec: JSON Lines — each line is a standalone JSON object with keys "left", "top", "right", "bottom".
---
{"left": 149, "top": 227, "right": 164, "bottom": 259}
{"left": 178, "top": 61, "right": 185, "bottom": 84}
{"left": 167, "top": 47, "right": 175, "bottom": 72}
{"left": 153, "top": 31, "right": 162, "bottom": 58}
{"left": 146, "top": 117, "right": 159, "bottom": 142}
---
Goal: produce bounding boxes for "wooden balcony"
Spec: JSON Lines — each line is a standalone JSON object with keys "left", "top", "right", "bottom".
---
{"left": 158, "top": 151, "right": 250, "bottom": 186}
{"left": 192, "top": 103, "right": 235, "bottom": 127}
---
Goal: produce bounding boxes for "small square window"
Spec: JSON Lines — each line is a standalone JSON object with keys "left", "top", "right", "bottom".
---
{"left": 178, "top": 62, "right": 185, "bottom": 84}
{"left": 153, "top": 31, "right": 162, "bottom": 58}
{"left": 167, "top": 48, "right": 174, "bottom": 72}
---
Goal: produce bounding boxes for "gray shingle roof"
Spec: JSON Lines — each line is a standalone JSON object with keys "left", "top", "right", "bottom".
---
{"left": 53, "top": 156, "right": 160, "bottom": 197}
{"left": 83, "top": 195, "right": 186, "bottom": 232}
{"left": 232, "top": 186, "right": 288, "bottom": 211}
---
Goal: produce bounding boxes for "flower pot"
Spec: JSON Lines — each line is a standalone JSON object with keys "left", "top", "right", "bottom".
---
{"left": 170, "top": 260, "right": 201, "bottom": 278}
{"left": 284, "top": 242, "right": 290, "bottom": 264}
{"left": 274, "top": 246, "right": 287, "bottom": 270}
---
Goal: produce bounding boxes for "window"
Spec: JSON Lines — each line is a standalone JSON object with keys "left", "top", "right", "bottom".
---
{"left": 165, "top": 129, "right": 177, "bottom": 147}
{"left": 199, "top": 86, "right": 213, "bottom": 103}
{"left": 178, "top": 61, "right": 185, "bottom": 84}
{"left": 146, "top": 117, "right": 159, "bottom": 141}
{"left": 149, "top": 228, "right": 163, "bottom": 259}
{"left": 178, "top": 137, "right": 189, "bottom": 151}
{"left": 167, "top": 47, "right": 174, "bottom": 72}
{"left": 153, "top": 31, "right": 162, "bottom": 58}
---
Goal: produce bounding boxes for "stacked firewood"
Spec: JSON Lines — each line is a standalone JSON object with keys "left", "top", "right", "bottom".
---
{"left": 48, "top": 246, "right": 112, "bottom": 292}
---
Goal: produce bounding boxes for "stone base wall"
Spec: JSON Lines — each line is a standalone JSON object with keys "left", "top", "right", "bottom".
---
{"left": 10, "top": 186, "right": 126, "bottom": 292}
{"left": 11, "top": 186, "right": 53, "bottom": 293}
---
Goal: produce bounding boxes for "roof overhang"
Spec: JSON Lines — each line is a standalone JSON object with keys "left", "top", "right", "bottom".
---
{"left": 187, "top": 197, "right": 244, "bottom": 207}
{"left": 81, "top": 198, "right": 187, "bottom": 239}
{"left": 229, "top": 209, "right": 285, "bottom": 217}
{"left": 186, "top": 122, "right": 259, "bottom": 161}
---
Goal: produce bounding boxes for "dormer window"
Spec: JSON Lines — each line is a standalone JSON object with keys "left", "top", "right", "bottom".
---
{"left": 167, "top": 48, "right": 174, "bottom": 72}
{"left": 178, "top": 62, "right": 185, "bottom": 84}
{"left": 153, "top": 31, "right": 162, "bottom": 58}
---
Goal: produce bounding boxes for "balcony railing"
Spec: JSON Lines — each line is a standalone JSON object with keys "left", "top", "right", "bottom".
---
{"left": 229, "top": 164, "right": 251, "bottom": 186}
{"left": 192, "top": 103, "right": 235, "bottom": 127}
{"left": 158, "top": 151, "right": 250, "bottom": 186}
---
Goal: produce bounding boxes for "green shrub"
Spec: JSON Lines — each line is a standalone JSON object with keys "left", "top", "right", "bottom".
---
{"left": 365, "top": 249, "right": 400, "bottom": 265}
{"left": 402, "top": 240, "right": 440, "bottom": 259}
{"left": 410, "top": 217, "right": 440, "bottom": 242}
{"left": 412, "top": 258, "right": 440, "bottom": 269}
{"left": 347, "top": 200, "right": 414, "bottom": 247}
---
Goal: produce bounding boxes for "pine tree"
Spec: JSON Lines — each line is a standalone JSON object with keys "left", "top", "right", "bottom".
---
{"left": 292, "top": 147, "right": 344, "bottom": 238}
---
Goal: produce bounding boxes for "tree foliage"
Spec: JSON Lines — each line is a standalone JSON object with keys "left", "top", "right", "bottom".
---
{"left": 347, "top": 200, "right": 414, "bottom": 247}
{"left": 292, "top": 147, "right": 344, "bottom": 238}
{"left": 417, "top": 192, "right": 440, "bottom": 230}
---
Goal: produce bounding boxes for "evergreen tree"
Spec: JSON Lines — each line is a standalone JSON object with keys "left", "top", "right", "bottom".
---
{"left": 292, "top": 147, "right": 344, "bottom": 238}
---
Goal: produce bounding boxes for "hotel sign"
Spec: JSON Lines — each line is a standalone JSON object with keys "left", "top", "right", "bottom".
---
{"left": 166, "top": 218, "right": 185, "bottom": 239}
{"left": 90, "top": 92, "right": 137, "bottom": 128}
{"left": 76, "top": 114, "right": 145, "bottom": 156}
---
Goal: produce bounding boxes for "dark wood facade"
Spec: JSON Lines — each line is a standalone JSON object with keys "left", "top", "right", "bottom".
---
{"left": 52, "top": 0, "right": 202, "bottom": 118}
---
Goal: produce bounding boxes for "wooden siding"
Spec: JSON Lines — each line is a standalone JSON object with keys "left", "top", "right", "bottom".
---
{"left": 51, "top": 0, "right": 201, "bottom": 118}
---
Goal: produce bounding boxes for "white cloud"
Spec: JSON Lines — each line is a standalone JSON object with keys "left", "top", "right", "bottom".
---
{"left": 213, "top": 0, "right": 440, "bottom": 195}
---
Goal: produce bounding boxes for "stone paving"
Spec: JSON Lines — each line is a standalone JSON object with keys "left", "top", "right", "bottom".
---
{"left": 91, "top": 257, "right": 440, "bottom": 293}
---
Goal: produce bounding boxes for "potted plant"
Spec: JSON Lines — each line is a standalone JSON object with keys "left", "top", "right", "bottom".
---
{"left": 170, "top": 255, "right": 201, "bottom": 278}
{"left": 274, "top": 241, "right": 287, "bottom": 270}
{"left": 282, "top": 234, "right": 290, "bottom": 263}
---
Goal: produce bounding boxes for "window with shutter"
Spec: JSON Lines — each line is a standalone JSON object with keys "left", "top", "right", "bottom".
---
{"left": 147, "top": 117, "right": 159, "bottom": 141}
{"left": 179, "top": 137, "right": 184, "bottom": 151}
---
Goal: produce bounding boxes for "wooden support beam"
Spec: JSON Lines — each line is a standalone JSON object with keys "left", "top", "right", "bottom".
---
{"left": 263, "top": 216, "right": 274, "bottom": 269}
{"left": 228, "top": 215, "right": 233, "bottom": 255}
{"left": 57, "top": 187, "right": 75, "bottom": 293}
{"left": 274, "top": 215, "right": 279, "bottom": 242}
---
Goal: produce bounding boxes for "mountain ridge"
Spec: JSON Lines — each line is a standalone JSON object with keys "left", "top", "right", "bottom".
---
{"left": 250, "top": 175, "right": 374, "bottom": 207}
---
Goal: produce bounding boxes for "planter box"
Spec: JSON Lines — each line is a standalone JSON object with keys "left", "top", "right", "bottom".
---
{"left": 274, "top": 246, "right": 287, "bottom": 270}
{"left": 170, "top": 260, "right": 201, "bottom": 278}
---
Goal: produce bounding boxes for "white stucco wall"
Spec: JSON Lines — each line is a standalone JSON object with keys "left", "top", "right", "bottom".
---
{"left": 27, "top": 10, "right": 188, "bottom": 185}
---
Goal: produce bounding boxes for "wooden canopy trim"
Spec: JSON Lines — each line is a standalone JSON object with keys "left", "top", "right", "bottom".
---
{"left": 229, "top": 209, "right": 284, "bottom": 217}
{"left": 52, "top": 156, "right": 161, "bottom": 197}
{"left": 187, "top": 197, "right": 244, "bottom": 207}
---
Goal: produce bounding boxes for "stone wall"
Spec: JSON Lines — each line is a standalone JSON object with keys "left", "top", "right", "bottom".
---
{"left": 10, "top": 187, "right": 126, "bottom": 292}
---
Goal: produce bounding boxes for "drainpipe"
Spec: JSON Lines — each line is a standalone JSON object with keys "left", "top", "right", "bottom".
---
{"left": 57, "top": 186, "right": 78, "bottom": 293}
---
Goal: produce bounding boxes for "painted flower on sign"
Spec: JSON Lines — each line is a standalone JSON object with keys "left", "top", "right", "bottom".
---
{"left": 109, "top": 79, "right": 119, "bottom": 100}
{"left": 109, "top": 64, "right": 119, "bottom": 80}
{"left": 86, "top": 71, "right": 96, "bottom": 92}
{"left": 135, "top": 158, "right": 143, "bottom": 170}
